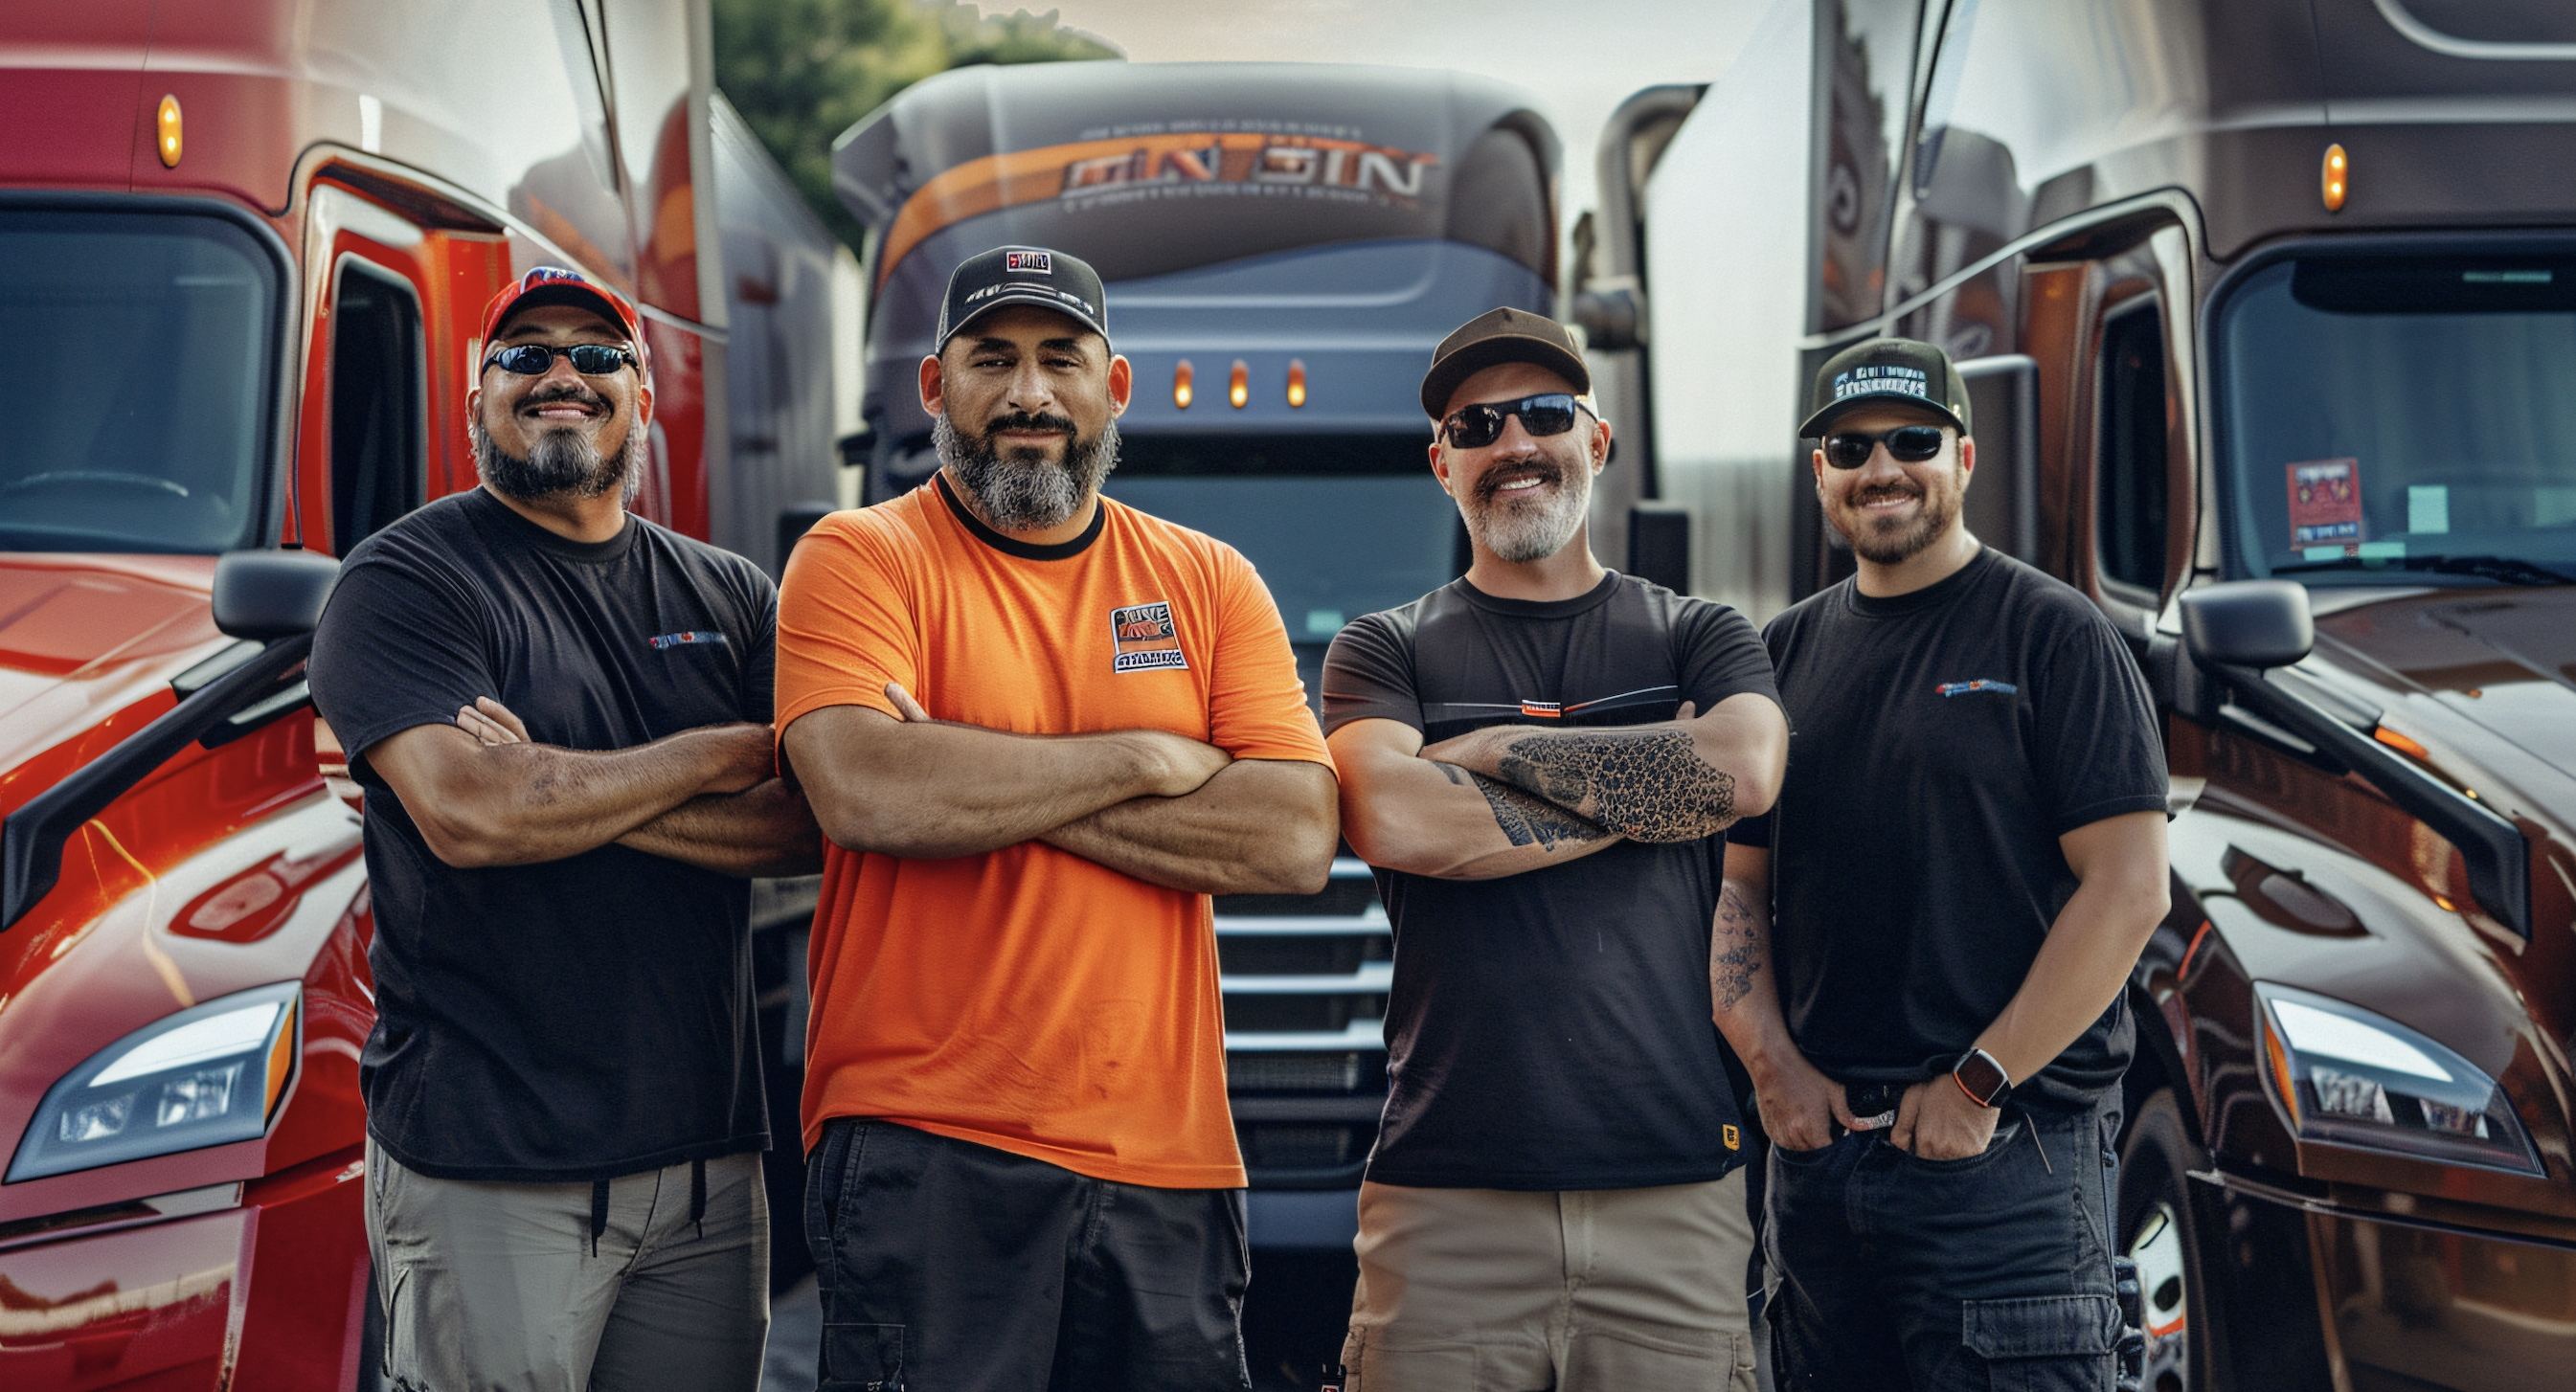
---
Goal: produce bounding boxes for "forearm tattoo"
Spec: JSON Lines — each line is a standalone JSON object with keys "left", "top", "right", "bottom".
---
{"left": 1494, "top": 729, "right": 1736, "bottom": 843}
{"left": 1437, "top": 762, "right": 1610, "bottom": 851}
{"left": 1712, "top": 881, "right": 1765, "bottom": 1009}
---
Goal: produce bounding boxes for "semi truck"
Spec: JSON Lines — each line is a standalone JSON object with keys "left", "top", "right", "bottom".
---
{"left": 0, "top": 3, "right": 843, "bottom": 1387}
{"left": 827, "top": 59, "right": 1560, "bottom": 1268}
{"left": 1591, "top": 2, "right": 2576, "bottom": 1388}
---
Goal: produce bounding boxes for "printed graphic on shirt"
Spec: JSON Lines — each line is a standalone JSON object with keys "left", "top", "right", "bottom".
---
{"left": 648, "top": 630, "right": 729, "bottom": 650}
{"left": 1110, "top": 601, "right": 1189, "bottom": 672}
{"left": 1935, "top": 679, "right": 2018, "bottom": 697}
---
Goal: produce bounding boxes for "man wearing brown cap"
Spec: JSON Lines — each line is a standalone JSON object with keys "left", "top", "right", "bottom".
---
{"left": 1322, "top": 307, "right": 1788, "bottom": 1389}
{"left": 1717, "top": 337, "right": 2168, "bottom": 1390}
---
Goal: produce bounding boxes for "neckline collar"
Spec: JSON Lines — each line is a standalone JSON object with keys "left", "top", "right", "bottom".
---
{"left": 934, "top": 470, "right": 1105, "bottom": 561}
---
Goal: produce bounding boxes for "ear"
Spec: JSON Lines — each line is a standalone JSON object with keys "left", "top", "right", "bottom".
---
{"left": 1591, "top": 415, "right": 1613, "bottom": 475}
{"left": 918, "top": 354, "right": 945, "bottom": 418}
{"left": 1429, "top": 436, "right": 1455, "bottom": 495}
{"left": 1956, "top": 435, "right": 1977, "bottom": 482}
{"left": 1106, "top": 353, "right": 1133, "bottom": 416}
{"left": 1810, "top": 446, "right": 1828, "bottom": 484}
{"left": 633, "top": 377, "right": 655, "bottom": 430}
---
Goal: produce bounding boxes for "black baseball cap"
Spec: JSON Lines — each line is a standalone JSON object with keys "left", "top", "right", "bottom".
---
{"left": 937, "top": 245, "right": 1110, "bottom": 349}
{"left": 1420, "top": 306, "right": 1592, "bottom": 421}
{"left": 1800, "top": 337, "right": 1973, "bottom": 438}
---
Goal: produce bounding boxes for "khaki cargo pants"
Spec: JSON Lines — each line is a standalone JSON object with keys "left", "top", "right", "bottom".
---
{"left": 365, "top": 1138, "right": 769, "bottom": 1392}
{"left": 1343, "top": 1169, "right": 1760, "bottom": 1391}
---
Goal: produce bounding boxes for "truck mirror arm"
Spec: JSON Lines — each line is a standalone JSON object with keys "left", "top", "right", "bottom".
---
{"left": 0, "top": 631, "right": 317, "bottom": 932}
{"left": 2199, "top": 656, "right": 2530, "bottom": 938}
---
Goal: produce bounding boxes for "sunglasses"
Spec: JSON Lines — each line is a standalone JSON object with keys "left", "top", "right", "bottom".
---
{"left": 1441, "top": 393, "right": 1594, "bottom": 449}
{"left": 483, "top": 343, "right": 638, "bottom": 376}
{"left": 1822, "top": 425, "right": 1949, "bottom": 469}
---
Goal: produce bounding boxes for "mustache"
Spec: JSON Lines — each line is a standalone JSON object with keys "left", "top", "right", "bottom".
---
{"left": 1475, "top": 457, "right": 1569, "bottom": 503}
{"left": 1850, "top": 482, "right": 1923, "bottom": 506}
{"left": 983, "top": 410, "right": 1077, "bottom": 438}
{"left": 519, "top": 383, "right": 610, "bottom": 415}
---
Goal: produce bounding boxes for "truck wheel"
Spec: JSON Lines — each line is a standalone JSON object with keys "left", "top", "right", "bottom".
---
{"left": 2119, "top": 1089, "right": 2213, "bottom": 1392}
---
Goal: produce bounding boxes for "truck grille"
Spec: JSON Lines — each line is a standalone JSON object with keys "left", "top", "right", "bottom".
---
{"left": 1219, "top": 856, "right": 1390, "bottom": 1189}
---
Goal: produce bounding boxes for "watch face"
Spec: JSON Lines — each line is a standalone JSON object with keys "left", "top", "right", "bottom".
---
{"left": 1956, "top": 1050, "right": 2009, "bottom": 1106}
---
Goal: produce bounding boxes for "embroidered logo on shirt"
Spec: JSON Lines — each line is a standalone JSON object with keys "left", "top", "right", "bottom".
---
{"left": 1519, "top": 700, "right": 1564, "bottom": 719}
{"left": 1935, "top": 679, "right": 2017, "bottom": 697}
{"left": 648, "top": 630, "right": 729, "bottom": 650}
{"left": 1110, "top": 602, "right": 1188, "bottom": 672}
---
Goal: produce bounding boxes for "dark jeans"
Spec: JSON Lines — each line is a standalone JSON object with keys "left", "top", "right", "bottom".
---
{"left": 803, "top": 1118, "right": 1253, "bottom": 1392}
{"left": 1766, "top": 1095, "right": 2124, "bottom": 1392}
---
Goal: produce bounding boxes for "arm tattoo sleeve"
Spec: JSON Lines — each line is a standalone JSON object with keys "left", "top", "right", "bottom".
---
{"left": 1495, "top": 729, "right": 1736, "bottom": 843}
{"left": 1437, "top": 762, "right": 1611, "bottom": 852}
{"left": 1712, "top": 881, "right": 1765, "bottom": 1009}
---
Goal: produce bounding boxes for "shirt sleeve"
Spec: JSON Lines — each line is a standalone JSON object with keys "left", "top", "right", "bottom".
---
{"left": 1720, "top": 605, "right": 1796, "bottom": 848}
{"left": 2035, "top": 602, "right": 2171, "bottom": 835}
{"left": 305, "top": 550, "right": 493, "bottom": 785}
{"left": 1674, "top": 598, "right": 1782, "bottom": 713}
{"left": 1319, "top": 612, "right": 1421, "bottom": 736}
{"left": 774, "top": 512, "right": 915, "bottom": 739}
{"left": 1205, "top": 546, "right": 1334, "bottom": 767}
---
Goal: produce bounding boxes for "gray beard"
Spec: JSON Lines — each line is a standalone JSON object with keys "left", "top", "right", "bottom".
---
{"left": 470, "top": 414, "right": 644, "bottom": 504}
{"left": 936, "top": 413, "right": 1119, "bottom": 531}
{"left": 1465, "top": 459, "right": 1591, "bottom": 563}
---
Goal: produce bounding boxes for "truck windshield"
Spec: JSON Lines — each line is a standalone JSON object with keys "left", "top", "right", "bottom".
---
{"left": 2218, "top": 251, "right": 2576, "bottom": 586}
{"left": 1105, "top": 435, "right": 1457, "bottom": 642}
{"left": 0, "top": 208, "right": 282, "bottom": 554}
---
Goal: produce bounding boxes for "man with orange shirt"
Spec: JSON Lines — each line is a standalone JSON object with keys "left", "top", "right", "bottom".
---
{"left": 776, "top": 245, "right": 1340, "bottom": 1391}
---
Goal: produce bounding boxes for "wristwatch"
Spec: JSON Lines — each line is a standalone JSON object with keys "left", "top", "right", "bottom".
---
{"left": 1952, "top": 1047, "right": 2015, "bottom": 1109}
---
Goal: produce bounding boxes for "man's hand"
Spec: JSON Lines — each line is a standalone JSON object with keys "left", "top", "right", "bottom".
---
{"left": 1328, "top": 717, "right": 1620, "bottom": 880}
{"left": 1890, "top": 1075, "right": 2002, "bottom": 1161}
{"left": 1751, "top": 1045, "right": 1866, "bottom": 1153}
{"left": 1420, "top": 691, "right": 1784, "bottom": 843}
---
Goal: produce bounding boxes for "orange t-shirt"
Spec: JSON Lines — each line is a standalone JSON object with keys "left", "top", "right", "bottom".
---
{"left": 775, "top": 475, "right": 1333, "bottom": 1188}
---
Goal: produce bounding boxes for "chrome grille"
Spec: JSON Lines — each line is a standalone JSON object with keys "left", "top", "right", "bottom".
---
{"left": 1219, "top": 856, "right": 1390, "bottom": 1188}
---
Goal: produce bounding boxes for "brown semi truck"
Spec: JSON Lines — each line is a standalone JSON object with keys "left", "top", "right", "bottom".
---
{"left": 1591, "top": 3, "right": 2576, "bottom": 1388}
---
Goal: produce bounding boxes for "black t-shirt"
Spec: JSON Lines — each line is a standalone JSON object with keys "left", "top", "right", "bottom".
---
{"left": 307, "top": 488, "right": 777, "bottom": 1181}
{"left": 1729, "top": 549, "right": 2167, "bottom": 1110}
{"left": 1322, "top": 572, "right": 1780, "bottom": 1190}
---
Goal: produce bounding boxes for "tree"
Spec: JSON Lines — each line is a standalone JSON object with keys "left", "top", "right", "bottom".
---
{"left": 713, "top": 0, "right": 1121, "bottom": 252}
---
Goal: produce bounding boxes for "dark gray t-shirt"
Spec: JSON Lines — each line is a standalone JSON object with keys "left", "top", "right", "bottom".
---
{"left": 1729, "top": 549, "right": 2167, "bottom": 1110}
{"left": 308, "top": 488, "right": 776, "bottom": 1181}
{"left": 1322, "top": 572, "right": 1779, "bottom": 1189}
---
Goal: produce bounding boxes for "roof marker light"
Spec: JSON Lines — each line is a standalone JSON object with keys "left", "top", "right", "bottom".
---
{"left": 157, "top": 96, "right": 183, "bottom": 168}
{"left": 1229, "top": 360, "right": 1249, "bottom": 410}
{"left": 1287, "top": 359, "right": 1307, "bottom": 408}
{"left": 1173, "top": 359, "right": 1194, "bottom": 410}
{"left": 2322, "top": 143, "right": 2348, "bottom": 213}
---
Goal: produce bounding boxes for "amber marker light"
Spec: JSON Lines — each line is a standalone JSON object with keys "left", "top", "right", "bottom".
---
{"left": 1229, "top": 359, "right": 1250, "bottom": 409}
{"left": 2321, "top": 143, "right": 2348, "bottom": 213}
{"left": 2374, "top": 726, "right": 2429, "bottom": 760}
{"left": 1173, "top": 359, "right": 1194, "bottom": 410}
{"left": 263, "top": 998, "right": 299, "bottom": 1116}
{"left": 156, "top": 95, "right": 183, "bottom": 168}
{"left": 2263, "top": 1009, "right": 2302, "bottom": 1127}
{"left": 1287, "top": 359, "right": 1307, "bottom": 408}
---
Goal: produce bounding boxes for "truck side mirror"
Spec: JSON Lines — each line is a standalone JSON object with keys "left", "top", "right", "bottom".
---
{"left": 2180, "top": 580, "right": 2313, "bottom": 671}
{"left": 213, "top": 550, "right": 342, "bottom": 641}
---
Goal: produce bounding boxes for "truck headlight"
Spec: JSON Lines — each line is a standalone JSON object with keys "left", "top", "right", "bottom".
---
{"left": 2256, "top": 982, "right": 2541, "bottom": 1176}
{"left": 7, "top": 982, "right": 300, "bottom": 1182}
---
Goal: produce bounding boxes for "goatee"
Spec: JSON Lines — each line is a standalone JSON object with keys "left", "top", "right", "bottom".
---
{"left": 1464, "top": 456, "right": 1590, "bottom": 563}
{"left": 937, "top": 410, "right": 1119, "bottom": 531}
{"left": 471, "top": 391, "right": 644, "bottom": 504}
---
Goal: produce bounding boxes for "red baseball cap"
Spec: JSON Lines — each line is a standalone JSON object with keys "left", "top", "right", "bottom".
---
{"left": 477, "top": 266, "right": 648, "bottom": 375}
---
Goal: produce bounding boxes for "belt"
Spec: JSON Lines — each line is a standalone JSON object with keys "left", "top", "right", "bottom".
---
{"left": 1842, "top": 1081, "right": 1910, "bottom": 1128}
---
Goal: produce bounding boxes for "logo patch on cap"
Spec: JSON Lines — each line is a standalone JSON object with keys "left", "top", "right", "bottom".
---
{"left": 1006, "top": 250, "right": 1052, "bottom": 274}
{"left": 1833, "top": 365, "right": 1931, "bottom": 402}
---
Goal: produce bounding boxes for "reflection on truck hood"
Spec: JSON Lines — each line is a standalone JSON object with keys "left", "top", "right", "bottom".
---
{"left": 0, "top": 554, "right": 226, "bottom": 798}
{"left": 2316, "top": 587, "right": 2576, "bottom": 782}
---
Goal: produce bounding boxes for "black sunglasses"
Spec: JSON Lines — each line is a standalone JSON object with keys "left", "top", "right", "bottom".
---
{"left": 1822, "top": 424, "right": 1948, "bottom": 469}
{"left": 1441, "top": 393, "right": 1593, "bottom": 449}
{"left": 484, "top": 343, "right": 638, "bottom": 376}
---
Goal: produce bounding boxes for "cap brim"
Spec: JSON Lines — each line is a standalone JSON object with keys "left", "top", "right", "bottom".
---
{"left": 1798, "top": 393, "right": 1967, "bottom": 439}
{"left": 1421, "top": 335, "right": 1592, "bottom": 421}
{"left": 944, "top": 291, "right": 1110, "bottom": 348}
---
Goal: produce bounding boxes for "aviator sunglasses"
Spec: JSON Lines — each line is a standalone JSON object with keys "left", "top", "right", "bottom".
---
{"left": 1822, "top": 424, "right": 1948, "bottom": 469}
{"left": 1441, "top": 393, "right": 1594, "bottom": 449}
{"left": 483, "top": 343, "right": 639, "bottom": 376}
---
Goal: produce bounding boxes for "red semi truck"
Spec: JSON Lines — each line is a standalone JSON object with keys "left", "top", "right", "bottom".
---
{"left": 0, "top": 4, "right": 842, "bottom": 1387}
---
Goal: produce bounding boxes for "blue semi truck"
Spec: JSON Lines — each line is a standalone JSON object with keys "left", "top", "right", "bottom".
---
{"left": 829, "top": 59, "right": 1561, "bottom": 1256}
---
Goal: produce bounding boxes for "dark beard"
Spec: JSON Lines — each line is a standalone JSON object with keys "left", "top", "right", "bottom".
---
{"left": 1833, "top": 479, "right": 1961, "bottom": 564}
{"left": 936, "top": 410, "right": 1119, "bottom": 531}
{"left": 471, "top": 393, "right": 644, "bottom": 503}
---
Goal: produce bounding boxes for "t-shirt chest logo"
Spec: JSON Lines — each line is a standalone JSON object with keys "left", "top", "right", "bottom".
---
{"left": 648, "top": 630, "right": 728, "bottom": 651}
{"left": 1109, "top": 601, "right": 1188, "bottom": 672}
{"left": 1935, "top": 678, "right": 2017, "bottom": 697}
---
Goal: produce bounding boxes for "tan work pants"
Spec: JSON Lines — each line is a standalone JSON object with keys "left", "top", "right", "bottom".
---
{"left": 1343, "top": 1170, "right": 1759, "bottom": 1391}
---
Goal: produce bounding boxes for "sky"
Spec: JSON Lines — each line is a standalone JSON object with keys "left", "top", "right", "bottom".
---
{"left": 1039, "top": 0, "right": 1776, "bottom": 237}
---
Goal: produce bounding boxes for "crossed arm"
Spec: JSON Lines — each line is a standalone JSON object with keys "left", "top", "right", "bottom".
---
{"left": 366, "top": 697, "right": 825, "bottom": 877}
{"left": 1328, "top": 692, "right": 1787, "bottom": 881}
{"left": 1714, "top": 810, "right": 2169, "bottom": 1158}
{"left": 780, "top": 685, "right": 1339, "bottom": 896}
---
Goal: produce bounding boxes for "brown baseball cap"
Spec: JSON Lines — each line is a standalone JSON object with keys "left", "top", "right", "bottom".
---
{"left": 1420, "top": 307, "right": 1592, "bottom": 421}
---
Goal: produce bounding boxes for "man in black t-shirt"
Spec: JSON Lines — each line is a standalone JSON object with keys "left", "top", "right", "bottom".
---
{"left": 1322, "top": 308, "right": 1787, "bottom": 1391}
{"left": 308, "top": 268, "right": 821, "bottom": 1392}
{"left": 1719, "top": 337, "right": 2170, "bottom": 1391}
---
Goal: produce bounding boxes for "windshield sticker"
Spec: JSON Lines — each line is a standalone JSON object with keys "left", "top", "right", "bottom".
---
{"left": 2288, "top": 458, "right": 2363, "bottom": 549}
{"left": 2407, "top": 484, "right": 2451, "bottom": 535}
{"left": 1110, "top": 601, "right": 1189, "bottom": 672}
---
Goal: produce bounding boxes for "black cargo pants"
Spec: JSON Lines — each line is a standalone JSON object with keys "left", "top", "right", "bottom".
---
{"left": 1765, "top": 1093, "right": 2124, "bottom": 1391}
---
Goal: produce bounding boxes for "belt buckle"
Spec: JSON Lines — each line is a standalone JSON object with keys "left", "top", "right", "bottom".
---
{"left": 1843, "top": 1082, "right": 1902, "bottom": 1131}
